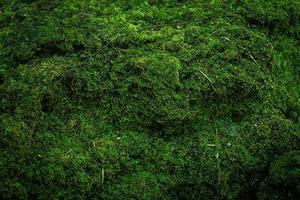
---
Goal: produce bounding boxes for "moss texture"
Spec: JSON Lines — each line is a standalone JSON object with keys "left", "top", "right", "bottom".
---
{"left": 0, "top": 0, "right": 299, "bottom": 199}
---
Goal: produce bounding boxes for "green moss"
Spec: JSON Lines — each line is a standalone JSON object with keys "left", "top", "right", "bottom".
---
{"left": 0, "top": 0, "right": 299, "bottom": 199}
{"left": 257, "top": 151, "right": 300, "bottom": 200}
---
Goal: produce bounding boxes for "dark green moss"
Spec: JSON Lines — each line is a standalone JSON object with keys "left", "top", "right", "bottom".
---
{"left": 0, "top": 0, "right": 299, "bottom": 199}
{"left": 257, "top": 151, "right": 300, "bottom": 200}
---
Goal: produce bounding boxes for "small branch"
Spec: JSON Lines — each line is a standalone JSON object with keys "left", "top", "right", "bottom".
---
{"left": 238, "top": 45, "right": 259, "bottom": 66}
{"left": 207, "top": 144, "right": 216, "bottom": 147}
{"left": 196, "top": 69, "right": 218, "bottom": 93}
{"left": 101, "top": 168, "right": 105, "bottom": 184}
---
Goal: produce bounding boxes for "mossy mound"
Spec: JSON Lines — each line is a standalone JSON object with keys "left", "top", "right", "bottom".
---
{"left": 0, "top": 0, "right": 299, "bottom": 199}
{"left": 257, "top": 150, "right": 300, "bottom": 200}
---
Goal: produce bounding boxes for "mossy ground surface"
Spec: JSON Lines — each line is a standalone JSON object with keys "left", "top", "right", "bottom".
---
{"left": 0, "top": 0, "right": 299, "bottom": 199}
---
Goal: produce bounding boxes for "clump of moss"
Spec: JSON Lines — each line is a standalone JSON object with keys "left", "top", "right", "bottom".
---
{"left": 257, "top": 150, "right": 300, "bottom": 200}
{"left": 0, "top": 0, "right": 299, "bottom": 199}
